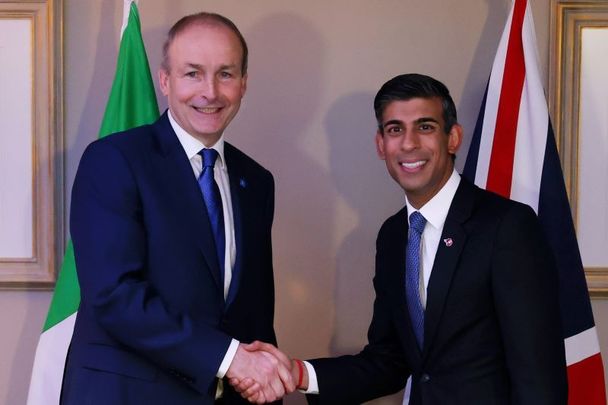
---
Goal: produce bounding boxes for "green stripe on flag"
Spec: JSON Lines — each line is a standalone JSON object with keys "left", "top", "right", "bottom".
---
{"left": 42, "top": 242, "right": 79, "bottom": 331}
{"left": 99, "top": 2, "right": 159, "bottom": 137}
{"left": 42, "top": 1, "right": 159, "bottom": 333}
{"left": 28, "top": 2, "right": 159, "bottom": 403}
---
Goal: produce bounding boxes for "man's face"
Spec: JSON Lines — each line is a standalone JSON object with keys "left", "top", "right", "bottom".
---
{"left": 375, "top": 97, "right": 462, "bottom": 208}
{"left": 159, "top": 23, "right": 247, "bottom": 146}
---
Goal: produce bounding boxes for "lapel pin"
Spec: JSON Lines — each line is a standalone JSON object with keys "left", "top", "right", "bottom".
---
{"left": 239, "top": 178, "right": 247, "bottom": 188}
{"left": 443, "top": 238, "right": 453, "bottom": 247}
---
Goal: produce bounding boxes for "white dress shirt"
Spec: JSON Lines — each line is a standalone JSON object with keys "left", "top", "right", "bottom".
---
{"left": 304, "top": 170, "right": 461, "bottom": 394}
{"left": 168, "top": 110, "right": 239, "bottom": 379}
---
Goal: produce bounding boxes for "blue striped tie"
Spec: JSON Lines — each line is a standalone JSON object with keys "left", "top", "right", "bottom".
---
{"left": 406, "top": 211, "right": 426, "bottom": 349}
{"left": 198, "top": 149, "right": 225, "bottom": 281}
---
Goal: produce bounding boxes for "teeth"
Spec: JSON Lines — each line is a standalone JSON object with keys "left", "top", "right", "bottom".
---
{"left": 401, "top": 160, "right": 425, "bottom": 169}
{"left": 195, "top": 107, "right": 219, "bottom": 113}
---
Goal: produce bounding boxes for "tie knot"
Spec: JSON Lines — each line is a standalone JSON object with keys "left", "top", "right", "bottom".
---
{"left": 200, "top": 148, "right": 219, "bottom": 168}
{"left": 409, "top": 211, "right": 426, "bottom": 234}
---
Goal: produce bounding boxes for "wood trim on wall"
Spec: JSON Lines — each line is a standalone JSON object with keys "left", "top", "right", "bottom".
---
{"left": 0, "top": 0, "right": 63, "bottom": 289}
{"left": 549, "top": 0, "right": 608, "bottom": 298}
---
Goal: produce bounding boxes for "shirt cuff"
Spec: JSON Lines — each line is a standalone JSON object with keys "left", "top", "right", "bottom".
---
{"left": 216, "top": 338, "right": 240, "bottom": 378}
{"left": 299, "top": 361, "right": 319, "bottom": 394}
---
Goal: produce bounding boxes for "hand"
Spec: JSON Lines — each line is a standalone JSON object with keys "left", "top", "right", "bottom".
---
{"left": 227, "top": 342, "right": 295, "bottom": 403}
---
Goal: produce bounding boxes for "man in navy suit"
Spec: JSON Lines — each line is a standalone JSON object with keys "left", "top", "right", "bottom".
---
{"left": 238, "top": 74, "right": 567, "bottom": 404}
{"left": 62, "top": 12, "right": 294, "bottom": 405}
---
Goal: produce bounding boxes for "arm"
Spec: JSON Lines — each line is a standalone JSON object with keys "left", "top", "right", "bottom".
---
{"left": 303, "top": 223, "right": 410, "bottom": 404}
{"left": 492, "top": 204, "right": 567, "bottom": 404}
{"left": 71, "top": 141, "right": 229, "bottom": 394}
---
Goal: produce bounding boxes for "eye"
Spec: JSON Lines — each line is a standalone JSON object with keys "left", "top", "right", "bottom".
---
{"left": 385, "top": 125, "right": 402, "bottom": 135}
{"left": 418, "top": 123, "right": 436, "bottom": 132}
{"left": 185, "top": 71, "right": 198, "bottom": 79}
{"left": 219, "top": 71, "right": 233, "bottom": 79}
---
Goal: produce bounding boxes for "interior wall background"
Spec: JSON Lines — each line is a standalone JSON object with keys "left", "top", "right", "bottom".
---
{"left": 1, "top": 1, "right": 605, "bottom": 404}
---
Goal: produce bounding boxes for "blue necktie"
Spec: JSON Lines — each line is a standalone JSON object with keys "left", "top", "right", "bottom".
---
{"left": 198, "top": 149, "right": 225, "bottom": 281}
{"left": 406, "top": 211, "right": 426, "bottom": 349}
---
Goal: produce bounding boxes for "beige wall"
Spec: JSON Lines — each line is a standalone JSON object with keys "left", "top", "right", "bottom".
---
{"left": 1, "top": 1, "right": 606, "bottom": 404}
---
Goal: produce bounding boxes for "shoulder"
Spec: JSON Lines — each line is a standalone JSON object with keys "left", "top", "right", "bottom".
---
{"left": 378, "top": 206, "right": 408, "bottom": 241}
{"left": 225, "top": 142, "right": 274, "bottom": 182}
{"left": 458, "top": 178, "right": 537, "bottom": 224}
{"left": 86, "top": 122, "right": 158, "bottom": 156}
{"left": 452, "top": 182, "right": 543, "bottom": 251}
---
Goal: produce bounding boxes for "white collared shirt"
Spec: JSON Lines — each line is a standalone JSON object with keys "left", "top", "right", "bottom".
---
{"left": 405, "top": 169, "right": 460, "bottom": 307}
{"left": 168, "top": 110, "right": 239, "bottom": 380}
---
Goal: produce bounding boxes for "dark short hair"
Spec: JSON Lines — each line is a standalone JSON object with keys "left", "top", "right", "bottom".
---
{"left": 373, "top": 73, "right": 458, "bottom": 134}
{"left": 161, "top": 12, "right": 248, "bottom": 75}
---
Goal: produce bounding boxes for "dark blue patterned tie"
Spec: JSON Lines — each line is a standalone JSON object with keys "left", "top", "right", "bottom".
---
{"left": 406, "top": 211, "right": 426, "bottom": 349}
{"left": 198, "top": 149, "right": 225, "bottom": 281}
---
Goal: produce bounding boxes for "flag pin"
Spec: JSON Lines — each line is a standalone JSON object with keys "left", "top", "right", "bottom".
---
{"left": 443, "top": 238, "right": 453, "bottom": 247}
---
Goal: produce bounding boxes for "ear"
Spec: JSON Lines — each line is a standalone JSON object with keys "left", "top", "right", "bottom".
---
{"left": 158, "top": 68, "right": 170, "bottom": 96}
{"left": 240, "top": 73, "right": 248, "bottom": 97}
{"left": 447, "top": 123, "right": 463, "bottom": 155}
{"left": 375, "top": 130, "right": 386, "bottom": 160}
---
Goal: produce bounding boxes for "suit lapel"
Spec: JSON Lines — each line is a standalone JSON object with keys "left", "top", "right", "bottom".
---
{"left": 422, "top": 180, "right": 476, "bottom": 358}
{"left": 153, "top": 113, "right": 223, "bottom": 291}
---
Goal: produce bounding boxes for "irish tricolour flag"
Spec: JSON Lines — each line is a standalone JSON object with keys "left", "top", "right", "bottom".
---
{"left": 26, "top": 1, "right": 159, "bottom": 403}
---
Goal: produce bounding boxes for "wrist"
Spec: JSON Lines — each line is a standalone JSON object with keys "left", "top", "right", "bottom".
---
{"left": 293, "top": 359, "right": 308, "bottom": 390}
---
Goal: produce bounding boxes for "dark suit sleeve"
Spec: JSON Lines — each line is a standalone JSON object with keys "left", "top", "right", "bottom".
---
{"left": 491, "top": 204, "right": 568, "bottom": 404}
{"left": 71, "top": 141, "right": 231, "bottom": 395}
{"left": 307, "top": 222, "right": 410, "bottom": 404}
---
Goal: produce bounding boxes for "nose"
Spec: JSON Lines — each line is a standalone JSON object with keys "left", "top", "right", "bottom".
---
{"left": 400, "top": 128, "right": 419, "bottom": 151}
{"left": 200, "top": 77, "right": 218, "bottom": 101}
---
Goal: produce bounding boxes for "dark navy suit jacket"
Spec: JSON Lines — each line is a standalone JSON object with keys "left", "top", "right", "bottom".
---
{"left": 62, "top": 112, "right": 277, "bottom": 404}
{"left": 308, "top": 179, "right": 567, "bottom": 404}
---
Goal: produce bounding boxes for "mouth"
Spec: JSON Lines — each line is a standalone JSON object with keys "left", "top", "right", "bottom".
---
{"left": 400, "top": 160, "right": 427, "bottom": 171}
{"left": 193, "top": 106, "right": 222, "bottom": 114}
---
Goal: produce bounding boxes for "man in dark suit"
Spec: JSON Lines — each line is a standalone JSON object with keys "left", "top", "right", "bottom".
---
{"left": 62, "top": 12, "right": 294, "bottom": 405}
{"left": 237, "top": 73, "right": 568, "bottom": 404}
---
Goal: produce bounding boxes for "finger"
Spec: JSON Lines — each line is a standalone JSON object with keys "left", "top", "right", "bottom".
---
{"left": 242, "top": 381, "right": 263, "bottom": 399}
{"left": 261, "top": 381, "right": 280, "bottom": 404}
{"left": 229, "top": 377, "right": 241, "bottom": 390}
{"left": 232, "top": 377, "right": 256, "bottom": 394}
{"left": 246, "top": 390, "right": 262, "bottom": 404}
{"left": 268, "top": 372, "right": 286, "bottom": 401}
{"left": 242, "top": 340, "right": 263, "bottom": 352}
{"left": 254, "top": 389, "right": 268, "bottom": 404}
{"left": 276, "top": 360, "right": 296, "bottom": 393}
{"left": 255, "top": 343, "right": 292, "bottom": 369}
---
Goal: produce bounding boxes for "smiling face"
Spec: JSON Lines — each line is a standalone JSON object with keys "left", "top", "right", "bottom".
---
{"left": 159, "top": 22, "right": 247, "bottom": 146}
{"left": 375, "top": 97, "right": 462, "bottom": 208}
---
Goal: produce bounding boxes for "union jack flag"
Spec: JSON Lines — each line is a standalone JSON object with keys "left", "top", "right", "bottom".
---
{"left": 463, "top": 0, "right": 606, "bottom": 403}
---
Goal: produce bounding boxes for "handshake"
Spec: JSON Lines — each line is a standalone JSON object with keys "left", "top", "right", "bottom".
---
{"left": 226, "top": 341, "right": 307, "bottom": 404}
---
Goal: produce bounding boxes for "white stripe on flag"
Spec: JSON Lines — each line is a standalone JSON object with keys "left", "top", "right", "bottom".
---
{"left": 26, "top": 313, "right": 76, "bottom": 405}
{"left": 565, "top": 326, "right": 601, "bottom": 366}
{"left": 510, "top": 5, "right": 546, "bottom": 211}
{"left": 474, "top": 1, "right": 514, "bottom": 188}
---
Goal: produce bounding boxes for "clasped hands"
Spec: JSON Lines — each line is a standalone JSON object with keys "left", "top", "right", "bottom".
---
{"left": 226, "top": 341, "right": 305, "bottom": 404}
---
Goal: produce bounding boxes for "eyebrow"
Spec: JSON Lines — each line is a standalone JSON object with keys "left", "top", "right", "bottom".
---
{"left": 183, "top": 63, "right": 239, "bottom": 71}
{"left": 381, "top": 117, "right": 440, "bottom": 129}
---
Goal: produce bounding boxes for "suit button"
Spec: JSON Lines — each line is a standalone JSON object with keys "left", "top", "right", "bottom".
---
{"left": 420, "top": 373, "right": 430, "bottom": 383}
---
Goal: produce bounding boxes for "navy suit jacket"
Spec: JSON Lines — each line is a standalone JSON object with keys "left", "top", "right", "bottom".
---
{"left": 308, "top": 178, "right": 567, "bottom": 404}
{"left": 62, "top": 112, "right": 277, "bottom": 404}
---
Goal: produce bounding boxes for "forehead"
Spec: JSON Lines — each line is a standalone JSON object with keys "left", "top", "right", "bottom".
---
{"left": 381, "top": 97, "right": 444, "bottom": 123}
{"left": 167, "top": 23, "right": 243, "bottom": 65}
